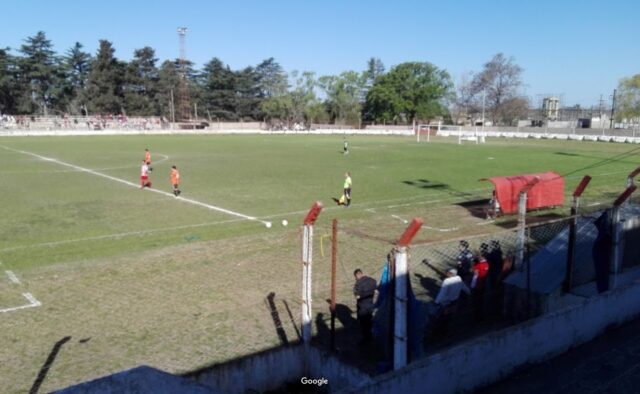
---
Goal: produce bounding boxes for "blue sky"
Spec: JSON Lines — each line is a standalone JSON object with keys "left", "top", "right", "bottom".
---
{"left": 2, "top": 0, "right": 638, "bottom": 107}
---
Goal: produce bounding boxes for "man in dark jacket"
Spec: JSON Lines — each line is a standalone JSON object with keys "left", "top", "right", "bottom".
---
{"left": 353, "top": 269, "right": 377, "bottom": 344}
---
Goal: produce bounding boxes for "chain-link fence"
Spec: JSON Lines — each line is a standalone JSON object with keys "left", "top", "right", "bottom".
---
{"left": 306, "top": 195, "right": 640, "bottom": 374}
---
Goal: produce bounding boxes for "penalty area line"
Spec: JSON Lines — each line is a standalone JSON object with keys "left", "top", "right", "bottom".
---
{"left": 0, "top": 145, "right": 270, "bottom": 227}
{"left": 0, "top": 293, "right": 41, "bottom": 313}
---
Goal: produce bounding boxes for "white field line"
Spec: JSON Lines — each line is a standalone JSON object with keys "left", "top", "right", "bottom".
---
{"left": 0, "top": 153, "right": 171, "bottom": 174}
{"left": 422, "top": 225, "right": 459, "bottom": 232}
{"left": 0, "top": 217, "right": 249, "bottom": 253}
{"left": 5, "top": 270, "right": 20, "bottom": 284}
{"left": 1, "top": 146, "right": 270, "bottom": 226}
{"left": 0, "top": 293, "right": 41, "bottom": 313}
{"left": 391, "top": 214, "right": 409, "bottom": 224}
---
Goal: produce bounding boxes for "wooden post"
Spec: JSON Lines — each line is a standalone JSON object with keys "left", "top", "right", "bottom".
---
{"left": 330, "top": 219, "right": 337, "bottom": 350}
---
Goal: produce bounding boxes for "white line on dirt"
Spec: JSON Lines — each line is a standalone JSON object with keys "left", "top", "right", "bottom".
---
{"left": 5, "top": 270, "right": 20, "bottom": 284}
{"left": 0, "top": 293, "right": 41, "bottom": 313}
{"left": 422, "top": 225, "right": 459, "bottom": 232}
{"left": 1, "top": 146, "right": 271, "bottom": 227}
{"left": 391, "top": 214, "right": 409, "bottom": 224}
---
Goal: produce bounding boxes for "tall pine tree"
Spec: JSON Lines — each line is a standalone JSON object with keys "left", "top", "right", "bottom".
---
{"left": 63, "top": 42, "right": 92, "bottom": 115}
{"left": 0, "top": 48, "right": 20, "bottom": 114}
{"left": 18, "top": 31, "right": 64, "bottom": 115}
{"left": 201, "top": 58, "right": 237, "bottom": 120}
{"left": 83, "top": 40, "right": 125, "bottom": 115}
{"left": 123, "top": 46, "right": 159, "bottom": 116}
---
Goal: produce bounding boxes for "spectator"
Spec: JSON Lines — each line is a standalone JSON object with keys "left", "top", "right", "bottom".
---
{"left": 457, "top": 240, "right": 475, "bottom": 285}
{"left": 426, "top": 268, "right": 470, "bottom": 337}
{"left": 487, "top": 190, "right": 501, "bottom": 219}
{"left": 353, "top": 269, "right": 377, "bottom": 344}
{"left": 487, "top": 240, "right": 503, "bottom": 287}
{"left": 471, "top": 246, "right": 490, "bottom": 320}
{"left": 434, "top": 268, "right": 471, "bottom": 307}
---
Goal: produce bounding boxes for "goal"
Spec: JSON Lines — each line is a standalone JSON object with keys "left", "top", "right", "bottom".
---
{"left": 415, "top": 123, "right": 461, "bottom": 142}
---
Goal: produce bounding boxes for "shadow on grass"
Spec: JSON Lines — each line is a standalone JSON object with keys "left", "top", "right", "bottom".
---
{"left": 402, "top": 179, "right": 475, "bottom": 198}
{"left": 456, "top": 198, "right": 491, "bottom": 219}
{"left": 30, "top": 336, "right": 71, "bottom": 394}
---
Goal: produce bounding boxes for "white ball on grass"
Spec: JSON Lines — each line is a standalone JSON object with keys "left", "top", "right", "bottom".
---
{"left": 265, "top": 222, "right": 272, "bottom": 228}
{"left": 282, "top": 220, "right": 288, "bottom": 226}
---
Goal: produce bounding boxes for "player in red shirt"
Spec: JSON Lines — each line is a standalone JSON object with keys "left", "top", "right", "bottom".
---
{"left": 140, "top": 160, "right": 151, "bottom": 188}
{"left": 471, "top": 243, "right": 490, "bottom": 320}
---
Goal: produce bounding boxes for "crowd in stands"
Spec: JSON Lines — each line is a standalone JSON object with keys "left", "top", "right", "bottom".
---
{"left": 0, "top": 113, "right": 169, "bottom": 130}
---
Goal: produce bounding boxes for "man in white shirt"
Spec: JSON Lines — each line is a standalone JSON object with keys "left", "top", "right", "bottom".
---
{"left": 435, "top": 268, "right": 471, "bottom": 306}
{"left": 426, "top": 268, "right": 470, "bottom": 338}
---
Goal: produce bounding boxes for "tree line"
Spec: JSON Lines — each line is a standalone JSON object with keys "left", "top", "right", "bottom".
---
{"left": 1, "top": 31, "right": 545, "bottom": 126}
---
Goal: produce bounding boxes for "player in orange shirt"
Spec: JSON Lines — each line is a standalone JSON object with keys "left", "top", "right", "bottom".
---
{"left": 170, "top": 165, "right": 181, "bottom": 197}
{"left": 144, "top": 148, "right": 153, "bottom": 171}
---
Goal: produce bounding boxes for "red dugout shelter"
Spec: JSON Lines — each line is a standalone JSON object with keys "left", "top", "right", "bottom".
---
{"left": 481, "top": 172, "right": 565, "bottom": 214}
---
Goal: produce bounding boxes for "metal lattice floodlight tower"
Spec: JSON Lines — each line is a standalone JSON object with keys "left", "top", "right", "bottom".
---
{"left": 177, "top": 27, "right": 191, "bottom": 122}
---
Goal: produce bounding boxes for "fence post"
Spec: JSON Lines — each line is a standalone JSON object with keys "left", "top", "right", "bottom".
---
{"left": 611, "top": 186, "right": 636, "bottom": 288}
{"left": 301, "top": 202, "right": 323, "bottom": 345}
{"left": 564, "top": 176, "right": 592, "bottom": 293}
{"left": 393, "top": 218, "right": 423, "bottom": 370}
{"left": 515, "top": 178, "right": 540, "bottom": 270}
{"left": 330, "top": 219, "right": 337, "bottom": 350}
{"left": 515, "top": 192, "right": 527, "bottom": 270}
{"left": 626, "top": 166, "right": 640, "bottom": 188}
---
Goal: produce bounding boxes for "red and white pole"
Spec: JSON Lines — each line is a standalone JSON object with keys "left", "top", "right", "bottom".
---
{"left": 393, "top": 218, "right": 423, "bottom": 370}
{"left": 301, "top": 202, "right": 323, "bottom": 344}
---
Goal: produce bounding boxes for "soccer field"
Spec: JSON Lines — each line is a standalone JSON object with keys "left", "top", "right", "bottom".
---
{"left": 1, "top": 134, "right": 638, "bottom": 392}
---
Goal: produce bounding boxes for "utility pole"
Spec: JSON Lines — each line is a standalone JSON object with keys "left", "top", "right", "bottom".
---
{"left": 610, "top": 89, "right": 617, "bottom": 129}
{"left": 177, "top": 27, "right": 190, "bottom": 122}
{"left": 481, "top": 89, "right": 486, "bottom": 131}
{"left": 169, "top": 89, "right": 175, "bottom": 123}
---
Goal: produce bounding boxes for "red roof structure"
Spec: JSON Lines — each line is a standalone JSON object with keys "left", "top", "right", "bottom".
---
{"left": 482, "top": 172, "right": 565, "bottom": 214}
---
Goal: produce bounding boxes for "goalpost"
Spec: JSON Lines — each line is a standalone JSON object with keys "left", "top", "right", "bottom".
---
{"left": 415, "top": 122, "right": 462, "bottom": 142}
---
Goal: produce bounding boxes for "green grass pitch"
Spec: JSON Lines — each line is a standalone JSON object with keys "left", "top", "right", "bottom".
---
{"left": 0, "top": 134, "right": 638, "bottom": 392}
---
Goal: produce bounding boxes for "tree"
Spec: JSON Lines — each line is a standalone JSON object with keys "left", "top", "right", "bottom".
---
{"left": 156, "top": 60, "right": 180, "bottom": 121}
{"left": 471, "top": 53, "right": 526, "bottom": 125}
{"left": 201, "top": 58, "right": 237, "bottom": 120}
{"left": 260, "top": 71, "right": 326, "bottom": 126}
{"left": 290, "top": 71, "right": 323, "bottom": 125}
{"left": 364, "top": 62, "right": 454, "bottom": 123}
{"left": 83, "top": 40, "right": 125, "bottom": 114}
{"left": 451, "top": 72, "right": 475, "bottom": 125}
{"left": 63, "top": 42, "right": 92, "bottom": 114}
{"left": 255, "top": 57, "right": 287, "bottom": 99}
{"left": 616, "top": 74, "right": 640, "bottom": 122}
{"left": 319, "top": 71, "right": 365, "bottom": 126}
{"left": 365, "top": 57, "right": 385, "bottom": 87}
{"left": 0, "top": 48, "right": 20, "bottom": 114}
{"left": 123, "top": 46, "right": 159, "bottom": 116}
{"left": 17, "top": 31, "right": 65, "bottom": 115}
{"left": 235, "top": 66, "right": 261, "bottom": 120}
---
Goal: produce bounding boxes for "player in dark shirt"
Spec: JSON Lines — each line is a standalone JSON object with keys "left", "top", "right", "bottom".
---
{"left": 353, "top": 269, "right": 377, "bottom": 344}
